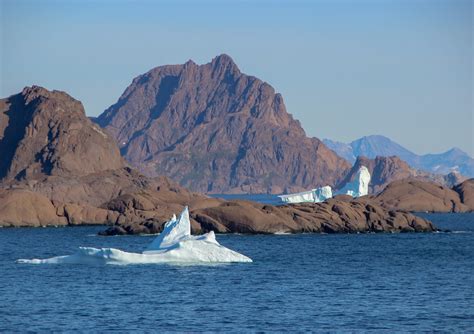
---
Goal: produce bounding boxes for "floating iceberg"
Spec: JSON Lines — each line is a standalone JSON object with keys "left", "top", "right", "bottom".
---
{"left": 17, "top": 207, "right": 252, "bottom": 265}
{"left": 279, "top": 186, "right": 332, "bottom": 204}
{"left": 278, "top": 166, "right": 371, "bottom": 204}
{"left": 336, "top": 166, "right": 371, "bottom": 197}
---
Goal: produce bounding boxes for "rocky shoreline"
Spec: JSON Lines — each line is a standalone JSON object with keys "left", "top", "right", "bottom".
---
{"left": 99, "top": 195, "right": 435, "bottom": 236}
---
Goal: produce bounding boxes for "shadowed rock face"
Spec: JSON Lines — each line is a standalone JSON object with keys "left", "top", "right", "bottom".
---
{"left": 0, "top": 86, "right": 124, "bottom": 181}
{"left": 97, "top": 54, "right": 350, "bottom": 194}
{"left": 453, "top": 179, "right": 474, "bottom": 208}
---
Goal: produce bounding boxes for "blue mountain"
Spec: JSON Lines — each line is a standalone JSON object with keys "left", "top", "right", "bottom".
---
{"left": 323, "top": 135, "right": 474, "bottom": 177}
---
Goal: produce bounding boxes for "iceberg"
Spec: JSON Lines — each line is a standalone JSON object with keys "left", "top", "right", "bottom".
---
{"left": 315, "top": 186, "right": 333, "bottom": 201}
{"left": 278, "top": 166, "right": 371, "bottom": 204}
{"left": 336, "top": 166, "right": 371, "bottom": 197}
{"left": 17, "top": 207, "right": 252, "bottom": 265}
{"left": 279, "top": 186, "right": 333, "bottom": 204}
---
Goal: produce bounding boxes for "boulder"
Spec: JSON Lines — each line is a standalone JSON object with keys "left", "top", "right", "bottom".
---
{"left": 374, "top": 179, "right": 469, "bottom": 212}
{"left": 0, "top": 189, "right": 66, "bottom": 227}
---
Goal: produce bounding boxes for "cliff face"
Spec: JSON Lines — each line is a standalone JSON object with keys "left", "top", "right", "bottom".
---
{"left": 97, "top": 54, "right": 350, "bottom": 194}
{"left": 0, "top": 86, "right": 124, "bottom": 181}
{"left": 0, "top": 86, "right": 203, "bottom": 227}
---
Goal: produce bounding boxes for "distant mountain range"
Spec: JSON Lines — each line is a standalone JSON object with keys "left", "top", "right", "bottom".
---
{"left": 323, "top": 135, "right": 474, "bottom": 177}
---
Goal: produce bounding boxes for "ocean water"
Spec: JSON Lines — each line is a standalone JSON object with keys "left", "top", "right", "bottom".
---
{"left": 1, "top": 213, "right": 473, "bottom": 332}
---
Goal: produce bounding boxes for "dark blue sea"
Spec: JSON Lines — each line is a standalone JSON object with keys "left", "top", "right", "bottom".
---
{"left": 1, "top": 209, "right": 473, "bottom": 331}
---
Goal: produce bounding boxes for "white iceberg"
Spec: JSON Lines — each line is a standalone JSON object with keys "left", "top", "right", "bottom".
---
{"left": 278, "top": 166, "right": 371, "bottom": 204}
{"left": 17, "top": 207, "right": 252, "bottom": 265}
{"left": 336, "top": 166, "right": 371, "bottom": 197}
{"left": 315, "top": 186, "right": 333, "bottom": 201}
{"left": 279, "top": 185, "right": 333, "bottom": 204}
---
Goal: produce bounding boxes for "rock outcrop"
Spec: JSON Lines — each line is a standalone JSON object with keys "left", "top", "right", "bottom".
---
{"left": 374, "top": 178, "right": 474, "bottom": 213}
{"left": 452, "top": 178, "right": 474, "bottom": 208}
{"left": 0, "top": 86, "right": 123, "bottom": 181}
{"left": 0, "top": 86, "right": 204, "bottom": 227}
{"left": 96, "top": 54, "right": 350, "bottom": 194}
{"left": 0, "top": 189, "right": 66, "bottom": 227}
{"left": 100, "top": 196, "right": 435, "bottom": 235}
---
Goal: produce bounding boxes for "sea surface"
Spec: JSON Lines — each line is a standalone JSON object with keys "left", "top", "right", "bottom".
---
{"left": 1, "top": 212, "right": 473, "bottom": 332}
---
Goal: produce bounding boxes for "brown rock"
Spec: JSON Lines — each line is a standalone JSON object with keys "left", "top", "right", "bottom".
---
{"left": 0, "top": 86, "right": 208, "bottom": 228}
{"left": 0, "top": 189, "right": 66, "bottom": 227}
{"left": 374, "top": 179, "right": 469, "bottom": 213}
{"left": 453, "top": 178, "right": 474, "bottom": 208}
{"left": 0, "top": 86, "right": 124, "bottom": 181}
{"left": 60, "top": 203, "right": 118, "bottom": 226}
{"left": 190, "top": 199, "right": 435, "bottom": 234}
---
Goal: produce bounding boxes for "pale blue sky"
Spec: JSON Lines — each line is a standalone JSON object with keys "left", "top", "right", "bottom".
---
{"left": 1, "top": 0, "right": 472, "bottom": 155}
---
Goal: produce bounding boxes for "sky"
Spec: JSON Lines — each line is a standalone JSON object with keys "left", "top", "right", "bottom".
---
{"left": 1, "top": 0, "right": 473, "bottom": 156}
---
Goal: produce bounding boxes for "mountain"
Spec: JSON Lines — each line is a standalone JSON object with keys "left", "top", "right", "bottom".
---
{"left": 0, "top": 86, "right": 202, "bottom": 227}
{"left": 323, "top": 135, "right": 474, "bottom": 177}
{"left": 97, "top": 54, "right": 350, "bottom": 194}
{"left": 0, "top": 86, "right": 124, "bottom": 181}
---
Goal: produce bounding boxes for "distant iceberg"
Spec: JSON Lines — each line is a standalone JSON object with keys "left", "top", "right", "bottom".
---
{"left": 278, "top": 166, "right": 371, "bottom": 204}
{"left": 279, "top": 186, "right": 332, "bottom": 204}
{"left": 336, "top": 166, "right": 370, "bottom": 197}
{"left": 17, "top": 207, "right": 252, "bottom": 265}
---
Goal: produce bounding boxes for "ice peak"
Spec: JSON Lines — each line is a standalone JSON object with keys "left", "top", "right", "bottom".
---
{"left": 146, "top": 207, "right": 190, "bottom": 251}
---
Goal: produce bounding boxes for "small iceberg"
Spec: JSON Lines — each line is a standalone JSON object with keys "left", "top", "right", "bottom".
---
{"left": 336, "top": 166, "right": 371, "bottom": 197}
{"left": 279, "top": 185, "right": 332, "bottom": 204}
{"left": 279, "top": 166, "right": 371, "bottom": 204}
{"left": 17, "top": 207, "right": 252, "bottom": 265}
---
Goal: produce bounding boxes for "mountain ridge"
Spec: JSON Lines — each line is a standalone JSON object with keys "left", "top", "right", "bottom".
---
{"left": 324, "top": 135, "right": 474, "bottom": 177}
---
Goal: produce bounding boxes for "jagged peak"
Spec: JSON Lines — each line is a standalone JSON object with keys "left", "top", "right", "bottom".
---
{"left": 445, "top": 147, "right": 467, "bottom": 155}
{"left": 21, "top": 85, "right": 52, "bottom": 103}
{"left": 210, "top": 53, "right": 240, "bottom": 73}
{"left": 20, "top": 85, "right": 76, "bottom": 106}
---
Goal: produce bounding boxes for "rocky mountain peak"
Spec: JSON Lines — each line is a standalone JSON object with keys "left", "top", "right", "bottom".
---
{"left": 97, "top": 55, "right": 350, "bottom": 193}
{"left": 210, "top": 53, "right": 239, "bottom": 71}
{"left": 0, "top": 86, "right": 124, "bottom": 181}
